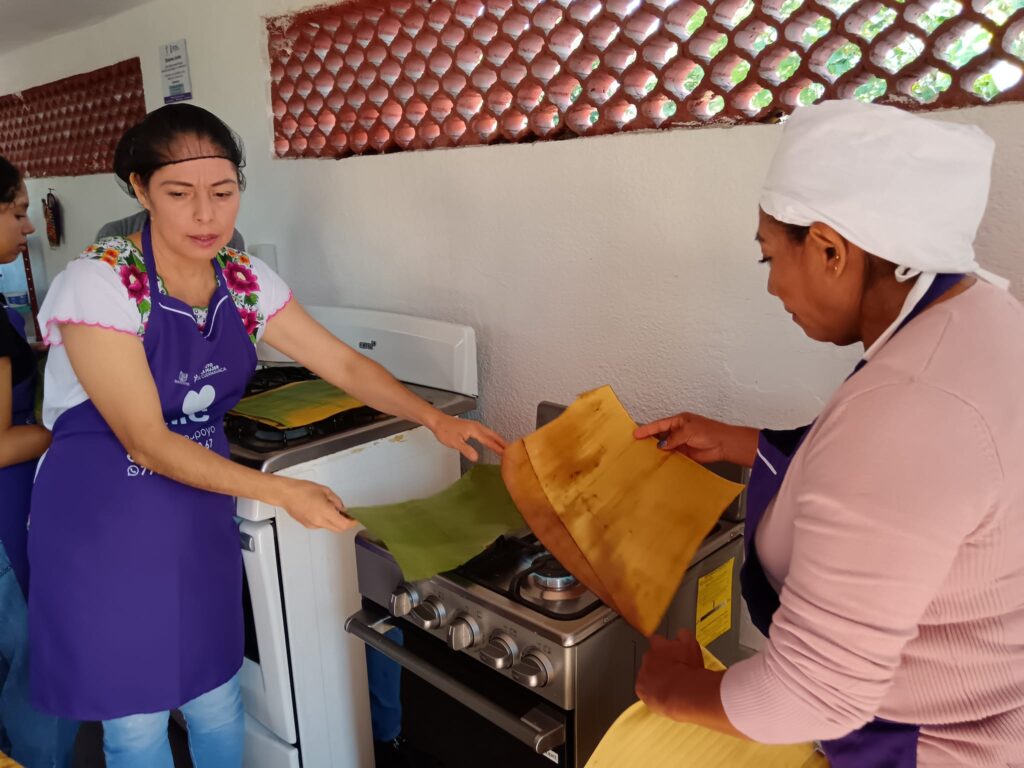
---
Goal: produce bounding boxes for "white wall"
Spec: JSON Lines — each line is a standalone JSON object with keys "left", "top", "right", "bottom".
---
{"left": 2, "top": 0, "right": 1022, "bottom": 446}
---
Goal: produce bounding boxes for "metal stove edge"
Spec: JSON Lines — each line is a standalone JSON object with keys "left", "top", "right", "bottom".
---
{"left": 229, "top": 385, "right": 476, "bottom": 471}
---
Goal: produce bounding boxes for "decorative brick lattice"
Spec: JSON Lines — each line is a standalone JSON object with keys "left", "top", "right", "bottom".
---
{"left": 267, "top": 1, "right": 1024, "bottom": 158}
{"left": 0, "top": 59, "right": 146, "bottom": 178}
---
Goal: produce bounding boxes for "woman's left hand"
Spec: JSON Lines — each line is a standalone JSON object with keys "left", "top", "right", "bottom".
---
{"left": 636, "top": 629, "right": 706, "bottom": 722}
{"left": 428, "top": 413, "right": 507, "bottom": 462}
{"left": 636, "top": 629, "right": 743, "bottom": 737}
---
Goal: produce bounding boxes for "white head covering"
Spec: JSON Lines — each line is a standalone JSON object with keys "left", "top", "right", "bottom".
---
{"left": 760, "top": 99, "right": 1006, "bottom": 359}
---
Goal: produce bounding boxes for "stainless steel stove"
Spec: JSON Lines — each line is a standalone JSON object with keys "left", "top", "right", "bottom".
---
{"left": 345, "top": 403, "right": 746, "bottom": 768}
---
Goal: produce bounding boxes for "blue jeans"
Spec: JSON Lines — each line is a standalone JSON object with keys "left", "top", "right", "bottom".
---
{"left": 102, "top": 671, "right": 244, "bottom": 768}
{"left": 0, "top": 541, "right": 78, "bottom": 768}
{"left": 366, "top": 628, "right": 403, "bottom": 743}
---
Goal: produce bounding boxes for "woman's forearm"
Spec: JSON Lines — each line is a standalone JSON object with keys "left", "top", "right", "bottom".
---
{"left": 320, "top": 352, "right": 442, "bottom": 430}
{"left": 0, "top": 424, "right": 51, "bottom": 468}
{"left": 727, "top": 426, "right": 761, "bottom": 468}
{"left": 682, "top": 669, "right": 747, "bottom": 738}
{"left": 258, "top": 302, "right": 505, "bottom": 462}
{"left": 126, "top": 425, "right": 354, "bottom": 531}
{"left": 127, "top": 428, "right": 293, "bottom": 505}
{"left": 261, "top": 302, "right": 444, "bottom": 430}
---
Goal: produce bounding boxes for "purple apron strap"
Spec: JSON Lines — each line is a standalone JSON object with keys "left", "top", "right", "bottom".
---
{"left": 741, "top": 428, "right": 811, "bottom": 636}
{"left": 822, "top": 718, "right": 921, "bottom": 768}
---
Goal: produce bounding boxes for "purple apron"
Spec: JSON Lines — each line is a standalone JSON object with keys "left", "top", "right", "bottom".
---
{"left": 741, "top": 274, "right": 964, "bottom": 768}
{"left": 0, "top": 306, "right": 37, "bottom": 596}
{"left": 28, "top": 221, "right": 257, "bottom": 720}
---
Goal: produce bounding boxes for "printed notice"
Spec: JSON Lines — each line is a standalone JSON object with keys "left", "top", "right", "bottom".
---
{"left": 160, "top": 39, "right": 193, "bottom": 103}
{"left": 695, "top": 558, "right": 734, "bottom": 647}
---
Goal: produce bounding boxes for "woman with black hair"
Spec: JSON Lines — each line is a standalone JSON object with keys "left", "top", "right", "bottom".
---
{"left": 0, "top": 155, "right": 77, "bottom": 768}
{"left": 27, "top": 104, "right": 506, "bottom": 767}
{"left": 0, "top": 157, "right": 43, "bottom": 594}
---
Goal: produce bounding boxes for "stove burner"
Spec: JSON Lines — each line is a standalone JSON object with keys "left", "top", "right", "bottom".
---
{"left": 460, "top": 535, "right": 546, "bottom": 585}
{"left": 529, "top": 559, "right": 578, "bottom": 592}
{"left": 458, "top": 536, "right": 600, "bottom": 619}
{"left": 521, "top": 555, "right": 589, "bottom": 603}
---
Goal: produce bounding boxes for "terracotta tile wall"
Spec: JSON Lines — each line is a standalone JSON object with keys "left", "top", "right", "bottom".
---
{"left": 267, "top": 0, "right": 1024, "bottom": 159}
{"left": 0, "top": 59, "right": 146, "bottom": 178}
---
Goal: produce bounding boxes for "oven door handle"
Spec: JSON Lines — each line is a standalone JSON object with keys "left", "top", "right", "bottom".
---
{"left": 346, "top": 607, "right": 566, "bottom": 755}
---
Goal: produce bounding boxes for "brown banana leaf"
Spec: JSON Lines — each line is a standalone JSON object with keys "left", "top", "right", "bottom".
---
{"left": 501, "top": 439, "right": 620, "bottom": 612}
{"left": 517, "top": 386, "right": 745, "bottom": 637}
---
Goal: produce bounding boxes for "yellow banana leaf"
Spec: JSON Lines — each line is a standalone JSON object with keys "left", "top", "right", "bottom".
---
{"left": 587, "top": 648, "right": 828, "bottom": 768}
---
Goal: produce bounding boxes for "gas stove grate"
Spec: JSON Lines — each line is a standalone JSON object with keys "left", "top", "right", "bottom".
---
{"left": 456, "top": 535, "right": 603, "bottom": 622}
{"left": 225, "top": 365, "right": 389, "bottom": 453}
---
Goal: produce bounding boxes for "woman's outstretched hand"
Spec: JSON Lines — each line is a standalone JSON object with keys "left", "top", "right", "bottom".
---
{"left": 280, "top": 478, "right": 357, "bottom": 533}
{"left": 429, "top": 413, "right": 507, "bottom": 463}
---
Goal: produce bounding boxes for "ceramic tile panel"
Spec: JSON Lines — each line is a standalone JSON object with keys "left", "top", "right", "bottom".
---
{"left": 0, "top": 59, "right": 146, "bottom": 178}
{"left": 267, "top": 1, "right": 1024, "bottom": 158}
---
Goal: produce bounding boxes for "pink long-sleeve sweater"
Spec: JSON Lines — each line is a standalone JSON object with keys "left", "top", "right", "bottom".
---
{"left": 721, "top": 281, "right": 1024, "bottom": 767}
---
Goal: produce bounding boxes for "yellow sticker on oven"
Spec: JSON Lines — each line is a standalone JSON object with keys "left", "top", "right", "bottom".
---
{"left": 696, "top": 558, "right": 734, "bottom": 647}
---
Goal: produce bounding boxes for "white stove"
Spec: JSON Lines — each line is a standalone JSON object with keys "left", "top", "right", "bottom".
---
{"left": 229, "top": 306, "right": 481, "bottom": 768}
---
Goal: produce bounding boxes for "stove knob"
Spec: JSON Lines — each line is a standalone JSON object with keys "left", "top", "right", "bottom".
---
{"left": 388, "top": 584, "right": 420, "bottom": 618}
{"left": 409, "top": 596, "right": 447, "bottom": 630}
{"left": 511, "top": 650, "right": 553, "bottom": 689}
{"left": 447, "top": 615, "right": 481, "bottom": 651}
{"left": 479, "top": 634, "right": 517, "bottom": 670}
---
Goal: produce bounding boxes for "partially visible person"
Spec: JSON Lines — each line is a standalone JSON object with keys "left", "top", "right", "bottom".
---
{"left": 0, "top": 159, "right": 42, "bottom": 597}
{"left": 0, "top": 154, "right": 77, "bottom": 768}
{"left": 99, "top": 209, "right": 244, "bottom": 251}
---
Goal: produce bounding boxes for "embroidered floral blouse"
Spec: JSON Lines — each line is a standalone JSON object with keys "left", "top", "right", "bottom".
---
{"left": 36, "top": 237, "right": 292, "bottom": 429}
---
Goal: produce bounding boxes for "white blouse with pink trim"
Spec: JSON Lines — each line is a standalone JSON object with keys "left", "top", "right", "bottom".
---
{"left": 38, "top": 237, "right": 292, "bottom": 429}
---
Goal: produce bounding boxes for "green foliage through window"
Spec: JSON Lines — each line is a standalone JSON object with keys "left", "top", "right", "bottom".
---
{"left": 827, "top": 42, "right": 863, "bottom": 78}
{"left": 854, "top": 75, "right": 888, "bottom": 101}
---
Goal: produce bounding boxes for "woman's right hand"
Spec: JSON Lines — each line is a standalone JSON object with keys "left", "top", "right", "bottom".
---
{"left": 634, "top": 412, "right": 759, "bottom": 468}
{"left": 279, "top": 478, "right": 358, "bottom": 533}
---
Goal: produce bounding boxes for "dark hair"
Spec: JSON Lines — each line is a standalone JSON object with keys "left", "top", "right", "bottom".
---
{"left": 113, "top": 104, "right": 246, "bottom": 198}
{"left": 0, "top": 155, "right": 22, "bottom": 205}
{"left": 782, "top": 223, "right": 810, "bottom": 243}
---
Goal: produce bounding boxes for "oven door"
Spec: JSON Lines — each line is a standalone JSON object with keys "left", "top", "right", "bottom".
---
{"left": 239, "top": 518, "right": 297, "bottom": 744}
{"left": 347, "top": 604, "right": 571, "bottom": 768}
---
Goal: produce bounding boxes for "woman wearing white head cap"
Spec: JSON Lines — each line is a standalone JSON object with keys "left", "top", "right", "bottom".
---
{"left": 633, "top": 100, "right": 1024, "bottom": 767}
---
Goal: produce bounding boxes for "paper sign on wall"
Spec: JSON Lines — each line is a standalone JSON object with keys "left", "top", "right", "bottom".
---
{"left": 160, "top": 39, "right": 193, "bottom": 104}
{"left": 696, "top": 558, "right": 734, "bottom": 647}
